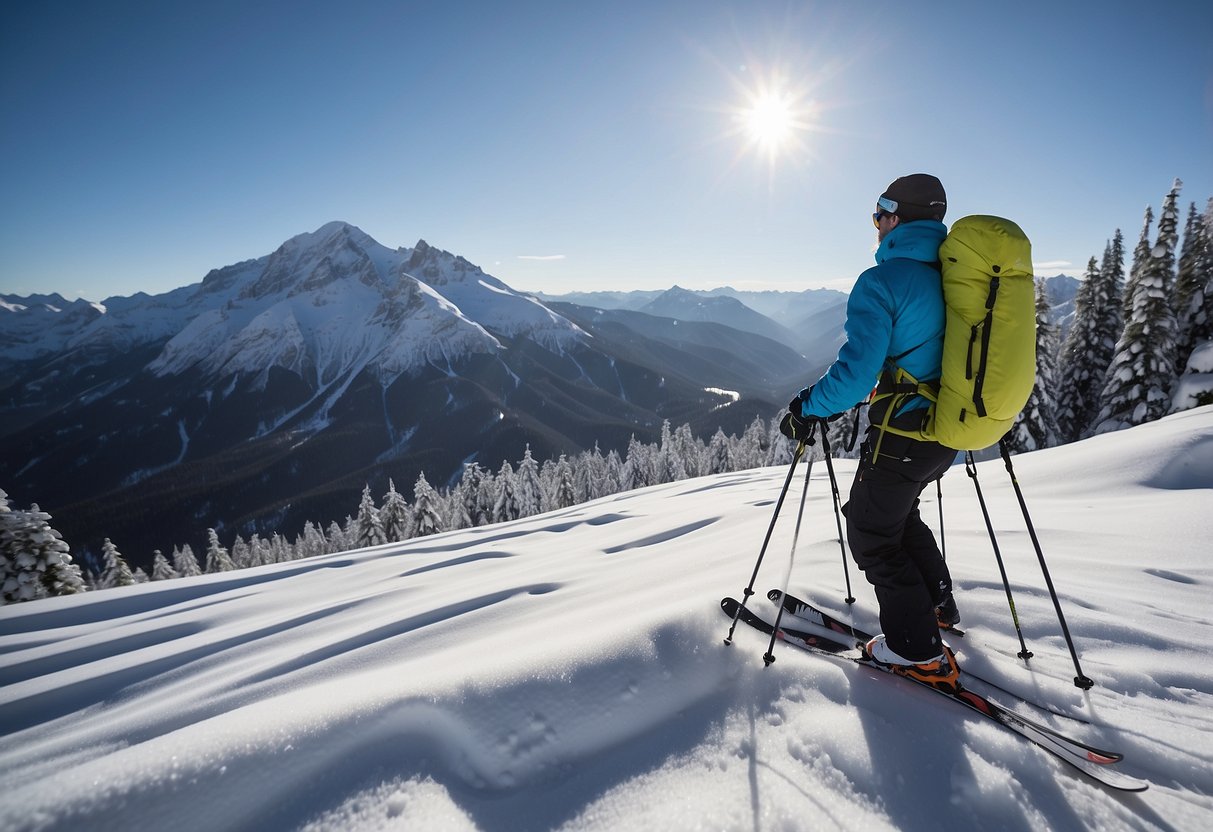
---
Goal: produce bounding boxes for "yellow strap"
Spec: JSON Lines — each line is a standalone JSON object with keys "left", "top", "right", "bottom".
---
{"left": 870, "top": 367, "right": 936, "bottom": 460}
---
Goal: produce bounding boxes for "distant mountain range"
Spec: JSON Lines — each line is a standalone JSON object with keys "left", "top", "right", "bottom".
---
{"left": 1, "top": 223, "right": 834, "bottom": 565}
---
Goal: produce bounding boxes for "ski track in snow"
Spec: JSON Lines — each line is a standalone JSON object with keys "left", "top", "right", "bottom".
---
{"left": 1, "top": 408, "right": 1213, "bottom": 831}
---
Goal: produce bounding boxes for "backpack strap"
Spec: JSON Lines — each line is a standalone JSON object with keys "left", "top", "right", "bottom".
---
{"left": 868, "top": 365, "right": 940, "bottom": 461}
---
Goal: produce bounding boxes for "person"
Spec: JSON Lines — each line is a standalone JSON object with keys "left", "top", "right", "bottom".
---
{"left": 780, "top": 173, "right": 960, "bottom": 691}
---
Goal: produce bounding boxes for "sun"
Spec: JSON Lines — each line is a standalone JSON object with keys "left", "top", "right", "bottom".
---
{"left": 742, "top": 91, "right": 795, "bottom": 152}
{"left": 729, "top": 77, "right": 816, "bottom": 168}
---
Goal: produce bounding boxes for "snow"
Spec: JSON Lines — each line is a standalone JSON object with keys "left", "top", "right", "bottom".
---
{"left": 3, "top": 408, "right": 1213, "bottom": 830}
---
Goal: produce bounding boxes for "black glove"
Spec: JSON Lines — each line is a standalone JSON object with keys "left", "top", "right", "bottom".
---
{"left": 781, "top": 386, "right": 816, "bottom": 442}
{"left": 779, "top": 410, "right": 815, "bottom": 442}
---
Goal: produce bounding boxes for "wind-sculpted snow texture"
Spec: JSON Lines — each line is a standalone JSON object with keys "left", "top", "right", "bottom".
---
{"left": 2, "top": 408, "right": 1212, "bottom": 831}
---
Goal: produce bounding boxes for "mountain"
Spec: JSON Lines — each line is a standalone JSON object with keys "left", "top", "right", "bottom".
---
{"left": 536, "top": 286, "right": 850, "bottom": 358}
{"left": 1039, "top": 273, "right": 1080, "bottom": 337}
{"left": 637, "top": 286, "right": 800, "bottom": 345}
{"left": 0, "top": 223, "right": 810, "bottom": 564}
{"left": 2, "top": 407, "right": 1209, "bottom": 829}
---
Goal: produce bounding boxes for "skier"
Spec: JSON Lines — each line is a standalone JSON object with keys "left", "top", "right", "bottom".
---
{"left": 780, "top": 173, "right": 961, "bottom": 691}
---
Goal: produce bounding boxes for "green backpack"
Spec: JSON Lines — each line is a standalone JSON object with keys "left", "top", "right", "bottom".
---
{"left": 873, "top": 215, "right": 1036, "bottom": 452}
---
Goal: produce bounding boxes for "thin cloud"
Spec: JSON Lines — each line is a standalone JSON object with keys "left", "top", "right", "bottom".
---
{"left": 1033, "top": 260, "right": 1072, "bottom": 270}
{"left": 517, "top": 254, "right": 566, "bottom": 261}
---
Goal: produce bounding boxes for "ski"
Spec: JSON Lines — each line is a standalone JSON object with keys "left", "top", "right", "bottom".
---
{"left": 768, "top": 588, "right": 1087, "bottom": 723}
{"left": 721, "top": 597, "right": 1148, "bottom": 792}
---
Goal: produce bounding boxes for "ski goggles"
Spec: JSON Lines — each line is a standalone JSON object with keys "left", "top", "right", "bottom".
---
{"left": 872, "top": 196, "right": 898, "bottom": 227}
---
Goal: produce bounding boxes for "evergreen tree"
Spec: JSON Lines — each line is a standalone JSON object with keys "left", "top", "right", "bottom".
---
{"left": 457, "top": 463, "right": 491, "bottom": 528}
{"left": 766, "top": 413, "right": 796, "bottom": 465}
{"left": 492, "top": 461, "right": 520, "bottom": 523}
{"left": 150, "top": 549, "right": 178, "bottom": 581}
{"left": 299, "top": 522, "right": 329, "bottom": 559}
{"left": 411, "top": 472, "right": 445, "bottom": 537}
{"left": 602, "top": 449, "right": 624, "bottom": 496}
{"left": 354, "top": 485, "right": 386, "bottom": 548}
{"left": 706, "top": 429, "right": 731, "bottom": 474}
{"left": 204, "top": 528, "right": 236, "bottom": 573}
{"left": 1175, "top": 198, "right": 1213, "bottom": 374}
{"left": 623, "top": 436, "right": 651, "bottom": 491}
{"left": 515, "top": 446, "right": 543, "bottom": 517}
{"left": 673, "top": 423, "right": 702, "bottom": 479}
{"left": 1093, "top": 181, "right": 1183, "bottom": 434}
{"left": 574, "top": 446, "right": 603, "bottom": 503}
{"left": 0, "top": 494, "right": 85, "bottom": 603}
{"left": 98, "top": 538, "right": 135, "bottom": 589}
{"left": 1125, "top": 205, "right": 1154, "bottom": 324}
{"left": 380, "top": 480, "right": 411, "bottom": 542}
{"left": 1006, "top": 282, "right": 1062, "bottom": 452}
{"left": 326, "top": 521, "right": 347, "bottom": 554}
{"left": 230, "top": 536, "right": 253, "bottom": 568}
{"left": 737, "top": 416, "right": 768, "bottom": 469}
{"left": 173, "top": 543, "right": 202, "bottom": 578}
{"left": 552, "top": 455, "right": 576, "bottom": 509}
{"left": 132, "top": 567, "right": 150, "bottom": 584}
{"left": 655, "top": 420, "right": 687, "bottom": 484}
{"left": 1056, "top": 252, "right": 1121, "bottom": 442}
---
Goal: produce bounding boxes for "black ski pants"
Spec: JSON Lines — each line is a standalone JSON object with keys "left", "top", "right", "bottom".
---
{"left": 844, "top": 428, "right": 956, "bottom": 661}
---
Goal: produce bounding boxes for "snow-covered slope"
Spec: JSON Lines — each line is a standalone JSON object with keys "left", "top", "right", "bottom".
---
{"left": 2, "top": 407, "right": 1211, "bottom": 831}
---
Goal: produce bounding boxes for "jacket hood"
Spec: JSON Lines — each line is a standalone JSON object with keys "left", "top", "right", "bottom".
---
{"left": 876, "top": 220, "right": 947, "bottom": 265}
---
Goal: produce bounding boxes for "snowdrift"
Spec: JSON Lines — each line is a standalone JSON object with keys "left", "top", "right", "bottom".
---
{"left": 2, "top": 407, "right": 1212, "bottom": 831}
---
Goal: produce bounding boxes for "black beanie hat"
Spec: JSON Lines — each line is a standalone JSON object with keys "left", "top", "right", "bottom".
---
{"left": 881, "top": 173, "right": 947, "bottom": 222}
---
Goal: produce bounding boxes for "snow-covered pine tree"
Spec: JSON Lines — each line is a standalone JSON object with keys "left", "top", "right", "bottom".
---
{"left": 1056, "top": 257, "right": 1104, "bottom": 442}
{"left": 515, "top": 446, "right": 543, "bottom": 517}
{"left": 0, "top": 494, "right": 85, "bottom": 603}
{"left": 326, "top": 521, "right": 347, "bottom": 554}
{"left": 269, "top": 532, "right": 291, "bottom": 562}
{"left": 230, "top": 536, "right": 253, "bottom": 568}
{"left": 457, "top": 463, "right": 491, "bottom": 528}
{"left": 673, "top": 423, "right": 702, "bottom": 479}
{"left": 380, "top": 479, "right": 411, "bottom": 542}
{"left": 706, "top": 429, "right": 731, "bottom": 474}
{"left": 655, "top": 420, "right": 686, "bottom": 484}
{"left": 1092, "top": 181, "right": 1184, "bottom": 434}
{"left": 98, "top": 538, "right": 135, "bottom": 589}
{"left": 354, "top": 485, "right": 386, "bottom": 548}
{"left": 1006, "top": 282, "right": 1062, "bottom": 453}
{"left": 1174, "top": 198, "right": 1212, "bottom": 375}
{"left": 623, "top": 436, "right": 651, "bottom": 491}
{"left": 132, "top": 567, "right": 150, "bottom": 583}
{"left": 552, "top": 455, "right": 576, "bottom": 509}
{"left": 737, "top": 416, "right": 768, "bottom": 470}
{"left": 411, "top": 472, "right": 445, "bottom": 537}
{"left": 602, "top": 449, "right": 624, "bottom": 496}
{"left": 173, "top": 543, "right": 202, "bottom": 577}
{"left": 204, "top": 529, "right": 236, "bottom": 573}
{"left": 150, "top": 549, "right": 178, "bottom": 581}
{"left": 766, "top": 414, "right": 795, "bottom": 466}
{"left": 492, "top": 461, "right": 520, "bottom": 523}
{"left": 574, "top": 445, "right": 605, "bottom": 503}
{"left": 1125, "top": 205, "right": 1154, "bottom": 325}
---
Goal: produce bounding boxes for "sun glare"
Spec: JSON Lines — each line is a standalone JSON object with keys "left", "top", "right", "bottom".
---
{"left": 729, "top": 76, "right": 816, "bottom": 169}
{"left": 744, "top": 92, "right": 795, "bottom": 151}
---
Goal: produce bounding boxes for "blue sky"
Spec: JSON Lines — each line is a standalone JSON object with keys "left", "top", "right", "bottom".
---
{"left": 2, "top": 0, "right": 1211, "bottom": 301}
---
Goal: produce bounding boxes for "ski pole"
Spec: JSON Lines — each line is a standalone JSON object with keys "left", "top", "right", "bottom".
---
{"left": 724, "top": 435, "right": 806, "bottom": 645}
{"left": 965, "top": 451, "right": 1034, "bottom": 662}
{"left": 998, "top": 440, "right": 1095, "bottom": 690}
{"left": 817, "top": 422, "right": 856, "bottom": 605}
{"left": 936, "top": 476, "right": 946, "bottom": 561}
{"left": 764, "top": 426, "right": 819, "bottom": 666}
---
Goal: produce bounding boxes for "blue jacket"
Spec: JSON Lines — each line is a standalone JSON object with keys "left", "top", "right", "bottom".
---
{"left": 800, "top": 220, "right": 947, "bottom": 419}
